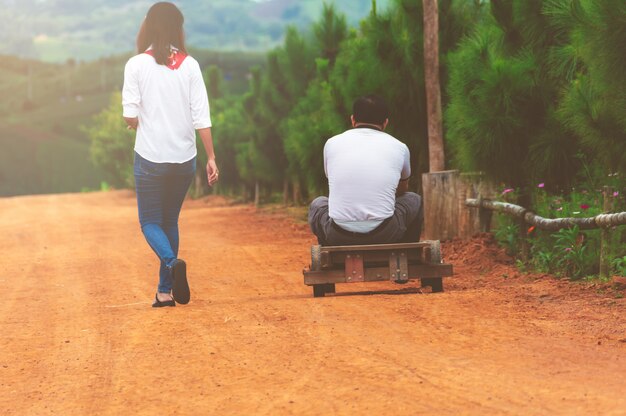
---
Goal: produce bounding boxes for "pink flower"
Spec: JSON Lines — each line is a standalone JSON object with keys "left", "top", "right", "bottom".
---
{"left": 502, "top": 188, "right": 514, "bottom": 195}
{"left": 564, "top": 247, "right": 572, "bottom": 252}
{"left": 614, "top": 191, "right": 619, "bottom": 197}
{"left": 556, "top": 207, "right": 563, "bottom": 211}
{"left": 580, "top": 204, "right": 590, "bottom": 210}
{"left": 537, "top": 183, "right": 545, "bottom": 188}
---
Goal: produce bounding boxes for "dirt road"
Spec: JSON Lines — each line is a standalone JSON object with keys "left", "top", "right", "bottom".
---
{"left": 1, "top": 191, "right": 625, "bottom": 415}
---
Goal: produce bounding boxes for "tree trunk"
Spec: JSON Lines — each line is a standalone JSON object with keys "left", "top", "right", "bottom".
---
{"left": 422, "top": 0, "right": 445, "bottom": 172}
{"left": 293, "top": 179, "right": 301, "bottom": 206}
{"left": 283, "top": 178, "right": 289, "bottom": 206}
{"left": 254, "top": 181, "right": 260, "bottom": 208}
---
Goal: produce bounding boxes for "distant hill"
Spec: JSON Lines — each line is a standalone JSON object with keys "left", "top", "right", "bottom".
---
{"left": 0, "top": 50, "right": 265, "bottom": 196}
{"left": 0, "top": 0, "right": 390, "bottom": 63}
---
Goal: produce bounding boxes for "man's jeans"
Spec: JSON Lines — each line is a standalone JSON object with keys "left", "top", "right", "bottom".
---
{"left": 308, "top": 192, "right": 424, "bottom": 246}
{"left": 134, "top": 152, "right": 195, "bottom": 293}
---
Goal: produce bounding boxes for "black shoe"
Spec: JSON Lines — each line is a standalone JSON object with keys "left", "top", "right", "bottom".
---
{"left": 170, "top": 259, "right": 190, "bottom": 305}
{"left": 152, "top": 293, "right": 175, "bottom": 308}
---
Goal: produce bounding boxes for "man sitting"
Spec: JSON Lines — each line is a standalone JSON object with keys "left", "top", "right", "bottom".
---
{"left": 309, "top": 95, "right": 423, "bottom": 246}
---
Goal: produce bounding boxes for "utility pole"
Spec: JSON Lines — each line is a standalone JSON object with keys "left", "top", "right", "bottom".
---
{"left": 422, "top": 0, "right": 445, "bottom": 172}
{"left": 421, "top": 0, "right": 451, "bottom": 241}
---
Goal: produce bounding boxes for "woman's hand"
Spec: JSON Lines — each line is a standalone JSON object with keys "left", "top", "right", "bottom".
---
{"left": 206, "top": 159, "right": 219, "bottom": 186}
{"left": 124, "top": 117, "right": 139, "bottom": 130}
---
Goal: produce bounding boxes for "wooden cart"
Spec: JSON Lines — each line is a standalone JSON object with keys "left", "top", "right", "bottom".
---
{"left": 303, "top": 240, "right": 453, "bottom": 297}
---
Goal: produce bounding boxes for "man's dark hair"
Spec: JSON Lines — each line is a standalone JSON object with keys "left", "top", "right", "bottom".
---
{"left": 352, "top": 95, "right": 389, "bottom": 126}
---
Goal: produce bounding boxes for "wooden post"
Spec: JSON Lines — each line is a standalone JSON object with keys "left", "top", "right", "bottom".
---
{"left": 422, "top": 170, "right": 459, "bottom": 241}
{"left": 599, "top": 186, "right": 613, "bottom": 278}
{"left": 423, "top": 0, "right": 445, "bottom": 172}
{"left": 478, "top": 196, "right": 492, "bottom": 233}
{"left": 423, "top": 171, "right": 494, "bottom": 241}
{"left": 458, "top": 172, "right": 494, "bottom": 238}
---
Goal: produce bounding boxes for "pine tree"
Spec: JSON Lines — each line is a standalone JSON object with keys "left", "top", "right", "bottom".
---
{"left": 446, "top": 0, "right": 577, "bottom": 199}
{"left": 548, "top": 0, "right": 626, "bottom": 176}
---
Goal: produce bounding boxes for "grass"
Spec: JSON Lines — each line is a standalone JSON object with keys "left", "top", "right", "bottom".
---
{"left": 0, "top": 64, "right": 113, "bottom": 196}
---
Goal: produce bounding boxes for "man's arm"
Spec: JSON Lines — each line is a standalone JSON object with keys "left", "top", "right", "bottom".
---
{"left": 396, "top": 177, "right": 409, "bottom": 196}
{"left": 397, "top": 145, "right": 411, "bottom": 196}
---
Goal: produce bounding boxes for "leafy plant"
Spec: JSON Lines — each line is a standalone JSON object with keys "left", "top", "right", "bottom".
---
{"left": 84, "top": 92, "right": 135, "bottom": 188}
{"left": 552, "top": 226, "right": 594, "bottom": 279}
{"left": 612, "top": 256, "right": 626, "bottom": 277}
{"left": 493, "top": 218, "right": 519, "bottom": 257}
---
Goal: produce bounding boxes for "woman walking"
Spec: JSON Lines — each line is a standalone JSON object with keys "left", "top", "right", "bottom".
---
{"left": 122, "top": 2, "right": 218, "bottom": 307}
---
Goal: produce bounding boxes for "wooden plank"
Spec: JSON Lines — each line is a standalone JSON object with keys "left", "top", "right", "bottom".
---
{"left": 389, "top": 251, "right": 409, "bottom": 282}
{"left": 321, "top": 242, "right": 431, "bottom": 253}
{"left": 321, "top": 251, "right": 331, "bottom": 268}
{"left": 328, "top": 248, "right": 424, "bottom": 267}
{"left": 345, "top": 254, "right": 365, "bottom": 282}
{"left": 420, "top": 246, "right": 431, "bottom": 263}
{"left": 304, "top": 263, "right": 453, "bottom": 285}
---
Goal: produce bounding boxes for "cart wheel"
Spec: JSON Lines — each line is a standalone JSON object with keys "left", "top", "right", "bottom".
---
{"left": 421, "top": 277, "right": 444, "bottom": 293}
{"left": 311, "top": 245, "right": 322, "bottom": 271}
{"left": 424, "top": 240, "right": 441, "bottom": 264}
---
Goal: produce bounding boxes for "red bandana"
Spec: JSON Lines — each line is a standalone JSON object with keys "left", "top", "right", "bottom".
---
{"left": 144, "top": 49, "right": 188, "bottom": 70}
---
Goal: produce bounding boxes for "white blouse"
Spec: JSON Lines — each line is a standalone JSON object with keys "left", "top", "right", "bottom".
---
{"left": 122, "top": 51, "right": 211, "bottom": 163}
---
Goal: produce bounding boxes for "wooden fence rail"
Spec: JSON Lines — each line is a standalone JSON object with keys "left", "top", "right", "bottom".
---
{"left": 465, "top": 186, "right": 623, "bottom": 278}
{"left": 465, "top": 199, "right": 626, "bottom": 231}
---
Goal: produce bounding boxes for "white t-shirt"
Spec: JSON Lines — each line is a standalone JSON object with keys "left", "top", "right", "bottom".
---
{"left": 324, "top": 127, "right": 411, "bottom": 232}
{"left": 122, "top": 51, "right": 211, "bottom": 163}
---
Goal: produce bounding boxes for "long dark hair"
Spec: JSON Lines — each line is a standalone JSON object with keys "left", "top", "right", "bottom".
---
{"left": 136, "top": 2, "right": 187, "bottom": 65}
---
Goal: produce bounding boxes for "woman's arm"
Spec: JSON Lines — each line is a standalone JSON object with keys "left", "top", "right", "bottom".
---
{"left": 124, "top": 117, "right": 139, "bottom": 130}
{"left": 197, "top": 127, "right": 219, "bottom": 186}
{"left": 122, "top": 59, "right": 140, "bottom": 127}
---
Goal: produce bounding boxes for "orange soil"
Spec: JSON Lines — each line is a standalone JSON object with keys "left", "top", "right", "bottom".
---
{"left": 1, "top": 191, "right": 624, "bottom": 415}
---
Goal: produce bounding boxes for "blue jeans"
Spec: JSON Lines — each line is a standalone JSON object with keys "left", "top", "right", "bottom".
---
{"left": 134, "top": 152, "right": 195, "bottom": 293}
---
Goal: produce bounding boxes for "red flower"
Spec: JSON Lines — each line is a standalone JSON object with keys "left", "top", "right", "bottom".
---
{"left": 580, "top": 204, "right": 590, "bottom": 210}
